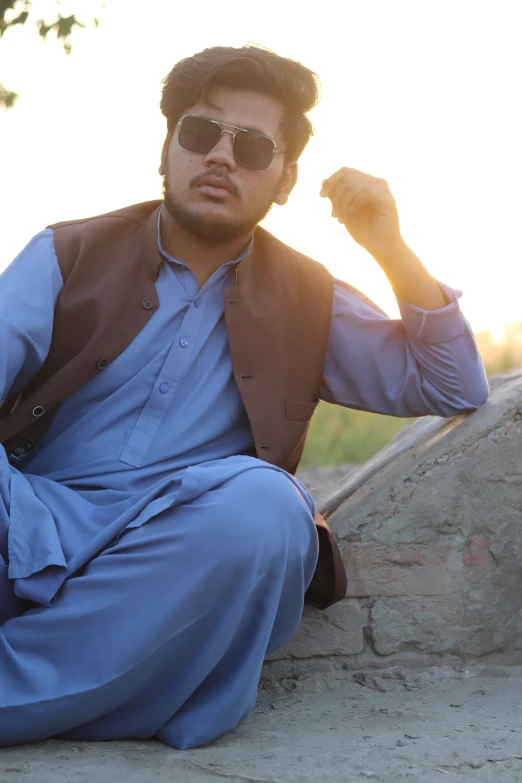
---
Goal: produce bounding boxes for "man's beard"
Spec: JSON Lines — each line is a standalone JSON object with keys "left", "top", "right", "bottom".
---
{"left": 162, "top": 173, "right": 277, "bottom": 242}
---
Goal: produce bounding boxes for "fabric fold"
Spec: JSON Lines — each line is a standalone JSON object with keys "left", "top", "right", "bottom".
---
{"left": 5, "top": 456, "right": 314, "bottom": 610}
{"left": 8, "top": 469, "right": 68, "bottom": 606}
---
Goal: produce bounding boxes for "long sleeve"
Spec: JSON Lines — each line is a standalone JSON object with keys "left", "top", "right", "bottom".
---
{"left": 320, "top": 278, "right": 489, "bottom": 417}
{"left": 0, "top": 229, "right": 63, "bottom": 403}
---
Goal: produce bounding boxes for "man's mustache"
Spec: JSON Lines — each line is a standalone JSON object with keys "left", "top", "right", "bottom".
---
{"left": 190, "top": 169, "right": 240, "bottom": 198}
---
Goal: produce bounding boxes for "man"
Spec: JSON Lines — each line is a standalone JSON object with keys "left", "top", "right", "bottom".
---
{"left": 0, "top": 45, "right": 488, "bottom": 748}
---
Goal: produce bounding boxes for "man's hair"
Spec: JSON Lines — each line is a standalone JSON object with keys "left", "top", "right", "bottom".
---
{"left": 160, "top": 45, "right": 320, "bottom": 162}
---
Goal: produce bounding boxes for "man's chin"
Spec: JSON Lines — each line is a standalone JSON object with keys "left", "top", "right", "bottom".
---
{"left": 163, "top": 196, "right": 256, "bottom": 241}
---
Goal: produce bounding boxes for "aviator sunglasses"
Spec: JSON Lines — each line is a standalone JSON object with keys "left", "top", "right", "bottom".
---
{"left": 177, "top": 115, "right": 285, "bottom": 170}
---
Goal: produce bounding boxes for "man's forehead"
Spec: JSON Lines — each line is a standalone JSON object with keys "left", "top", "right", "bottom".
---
{"left": 188, "top": 86, "right": 285, "bottom": 138}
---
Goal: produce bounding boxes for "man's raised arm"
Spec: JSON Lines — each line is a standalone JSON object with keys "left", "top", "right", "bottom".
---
{"left": 319, "top": 167, "right": 489, "bottom": 417}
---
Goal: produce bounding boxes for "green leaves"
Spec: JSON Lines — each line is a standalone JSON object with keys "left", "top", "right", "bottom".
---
{"left": 0, "top": 0, "right": 32, "bottom": 37}
{"left": 4, "top": 8, "right": 29, "bottom": 30}
{"left": 37, "top": 18, "right": 50, "bottom": 37}
{"left": 0, "top": 83, "right": 18, "bottom": 109}
{"left": 36, "top": 13, "right": 85, "bottom": 52}
{"left": 1, "top": 1, "right": 102, "bottom": 108}
{"left": 2, "top": 0, "right": 92, "bottom": 49}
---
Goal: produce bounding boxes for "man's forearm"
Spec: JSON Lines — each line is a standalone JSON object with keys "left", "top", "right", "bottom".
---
{"left": 373, "top": 241, "right": 448, "bottom": 311}
{"left": 320, "top": 168, "right": 455, "bottom": 312}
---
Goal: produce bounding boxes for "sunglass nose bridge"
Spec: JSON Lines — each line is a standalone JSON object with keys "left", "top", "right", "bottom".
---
{"left": 211, "top": 122, "right": 248, "bottom": 147}
{"left": 206, "top": 126, "right": 237, "bottom": 161}
{"left": 211, "top": 119, "right": 248, "bottom": 135}
{"left": 214, "top": 127, "right": 237, "bottom": 146}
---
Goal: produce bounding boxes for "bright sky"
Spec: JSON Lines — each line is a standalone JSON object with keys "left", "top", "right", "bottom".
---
{"left": 1, "top": 0, "right": 520, "bottom": 335}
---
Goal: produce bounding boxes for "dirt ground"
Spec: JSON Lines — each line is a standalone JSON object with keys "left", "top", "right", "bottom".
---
{"left": 1, "top": 664, "right": 521, "bottom": 783}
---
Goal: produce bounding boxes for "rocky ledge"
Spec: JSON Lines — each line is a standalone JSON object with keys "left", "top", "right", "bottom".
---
{"left": 265, "top": 369, "right": 522, "bottom": 675}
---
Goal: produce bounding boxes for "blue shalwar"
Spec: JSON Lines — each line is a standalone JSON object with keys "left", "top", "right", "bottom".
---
{"left": 0, "top": 222, "right": 488, "bottom": 747}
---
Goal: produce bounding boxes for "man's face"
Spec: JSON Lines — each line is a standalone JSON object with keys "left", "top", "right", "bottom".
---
{"left": 160, "top": 85, "right": 297, "bottom": 241}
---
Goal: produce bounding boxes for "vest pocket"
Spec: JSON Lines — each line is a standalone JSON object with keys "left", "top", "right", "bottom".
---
{"left": 285, "top": 399, "right": 319, "bottom": 422}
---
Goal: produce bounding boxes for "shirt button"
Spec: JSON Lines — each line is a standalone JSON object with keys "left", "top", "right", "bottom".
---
{"left": 159, "top": 382, "right": 169, "bottom": 394}
{"left": 194, "top": 298, "right": 201, "bottom": 308}
{"left": 142, "top": 297, "right": 155, "bottom": 310}
{"left": 179, "top": 337, "right": 189, "bottom": 347}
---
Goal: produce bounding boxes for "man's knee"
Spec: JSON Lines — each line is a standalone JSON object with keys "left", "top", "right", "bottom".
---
{"left": 198, "top": 466, "right": 315, "bottom": 565}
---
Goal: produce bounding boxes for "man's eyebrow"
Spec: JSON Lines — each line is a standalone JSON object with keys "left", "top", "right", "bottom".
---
{"left": 195, "top": 113, "right": 270, "bottom": 137}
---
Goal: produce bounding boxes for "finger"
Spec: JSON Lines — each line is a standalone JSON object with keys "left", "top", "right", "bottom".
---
{"left": 320, "top": 168, "right": 353, "bottom": 197}
{"left": 336, "top": 188, "right": 358, "bottom": 221}
{"left": 333, "top": 184, "right": 379, "bottom": 222}
{"left": 350, "top": 182, "right": 394, "bottom": 213}
{"left": 349, "top": 186, "right": 375, "bottom": 214}
{"left": 325, "top": 179, "right": 354, "bottom": 217}
{"left": 321, "top": 168, "right": 382, "bottom": 197}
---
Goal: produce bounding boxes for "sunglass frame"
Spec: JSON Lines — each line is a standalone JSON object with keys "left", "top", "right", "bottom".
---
{"left": 176, "top": 115, "right": 284, "bottom": 170}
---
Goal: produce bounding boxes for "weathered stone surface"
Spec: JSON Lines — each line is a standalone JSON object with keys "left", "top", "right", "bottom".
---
{"left": 370, "top": 597, "right": 466, "bottom": 655}
{"left": 344, "top": 543, "right": 453, "bottom": 597}
{"left": 270, "top": 369, "right": 522, "bottom": 664}
{"left": 267, "top": 599, "right": 365, "bottom": 658}
{"left": 370, "top": 592, "right": 522, "bottom": 658}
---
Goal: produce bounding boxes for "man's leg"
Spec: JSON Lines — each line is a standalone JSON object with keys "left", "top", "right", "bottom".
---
{"left": 0, "top": 465, "right": 318, "bottom": 748}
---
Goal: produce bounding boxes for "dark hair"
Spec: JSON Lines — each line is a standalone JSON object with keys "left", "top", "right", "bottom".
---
{"left": 160, "top": 45, "right": 320, "bottom": 162}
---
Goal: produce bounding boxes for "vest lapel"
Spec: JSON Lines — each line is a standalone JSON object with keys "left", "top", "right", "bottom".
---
{"left": 224, "top": 228, "right": 289, "bottom": 466}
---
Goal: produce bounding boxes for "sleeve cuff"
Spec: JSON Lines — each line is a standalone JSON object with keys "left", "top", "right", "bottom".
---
{"left": 397, "top": 281, "right": 465, "bottom": 344}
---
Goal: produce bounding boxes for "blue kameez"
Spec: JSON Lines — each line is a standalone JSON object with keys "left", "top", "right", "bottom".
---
{"left": 0, "top": 221, "right": 488, "bottom": 747}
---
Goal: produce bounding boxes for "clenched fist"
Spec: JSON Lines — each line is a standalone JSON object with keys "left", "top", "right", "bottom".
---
{"left": 320, "top": 167, "right": 404, "bottom": 262}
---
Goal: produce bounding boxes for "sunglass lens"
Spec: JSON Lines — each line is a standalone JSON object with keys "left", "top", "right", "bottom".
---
{"left": 179, "top": 116, "right": 221, "bottom": 154}
{"left": 234, "top": 130, "right": 275, "bottom": 170}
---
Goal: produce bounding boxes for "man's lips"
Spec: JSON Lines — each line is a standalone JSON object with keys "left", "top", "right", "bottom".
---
{"left": 196, "top": 175, "right": 236, "bottom": 198}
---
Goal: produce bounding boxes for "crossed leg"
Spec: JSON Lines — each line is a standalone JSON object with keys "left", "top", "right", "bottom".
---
{"left": 0, "top": 464, "right": 318, "bottom": 749}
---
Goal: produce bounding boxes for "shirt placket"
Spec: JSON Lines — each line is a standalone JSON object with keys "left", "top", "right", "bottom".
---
{"left": 119, "top": 281, "right": 205, "bottom": 467}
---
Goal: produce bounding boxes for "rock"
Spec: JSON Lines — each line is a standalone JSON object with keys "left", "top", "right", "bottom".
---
{"left": 265, "top": 599, "right": 365, "bottom": 659}
{"left": 269, "top": 369, "right": 522, "bottom": 665}
{"left": 352, "top": 672, "right": 387, "bottom": 692}
{"left": 296, "top": 462, "right": 359, "bottom": 501}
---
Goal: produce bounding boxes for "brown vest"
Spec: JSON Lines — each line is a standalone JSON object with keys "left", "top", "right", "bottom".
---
{"left": 0, "top": 201, "right": 347, "bottom": 609}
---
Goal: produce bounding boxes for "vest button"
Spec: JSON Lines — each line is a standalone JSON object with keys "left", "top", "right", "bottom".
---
{"left": 32, "top": 406, "right": 45, "bottom": 418}
{"left": 142, "top": 297, "right": 155, "bottom": 310}
{"left": 97, "top": 358, "right": 108, "bottom": 370}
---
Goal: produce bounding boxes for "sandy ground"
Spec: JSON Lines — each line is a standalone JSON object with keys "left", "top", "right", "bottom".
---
{"left": 1, "top": 665, "right": 521, "bottom": 783}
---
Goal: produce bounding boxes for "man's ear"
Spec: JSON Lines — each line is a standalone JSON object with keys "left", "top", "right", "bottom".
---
{"left": 274, "top": 161, "right": 298, "bottom": 206}
{"left": 158, "top": 133, "right": 172, "bottom": 176}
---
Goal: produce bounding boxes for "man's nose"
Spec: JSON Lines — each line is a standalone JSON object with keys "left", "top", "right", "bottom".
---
{"left": 203, "top": 130, "right": 236, "bottom": 170}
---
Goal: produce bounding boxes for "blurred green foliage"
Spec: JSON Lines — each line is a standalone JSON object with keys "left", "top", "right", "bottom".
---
{"left": 301, "top": 403, "right": 411, "bottom": 467}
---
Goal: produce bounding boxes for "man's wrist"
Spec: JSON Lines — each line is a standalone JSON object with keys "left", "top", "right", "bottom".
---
{"left": 371, "top": 240, "right": 449, "bottom": 310}
{"left": 371, "top": 238, "right": 414, "bottom": 272}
